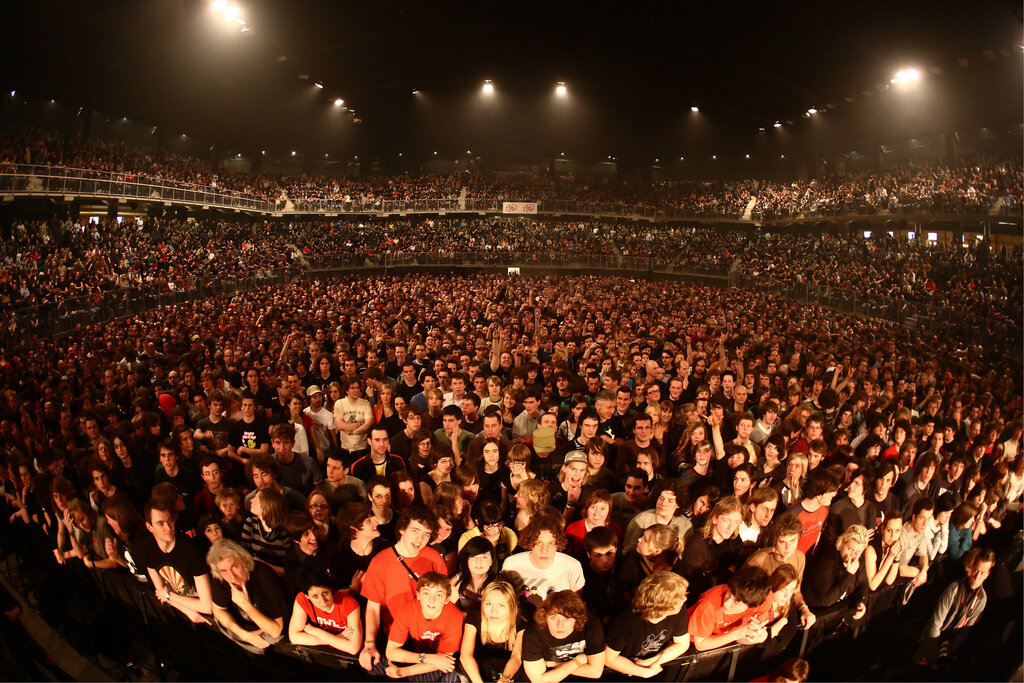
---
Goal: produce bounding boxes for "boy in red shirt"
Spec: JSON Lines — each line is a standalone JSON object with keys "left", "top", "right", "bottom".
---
{"left": 360, "top": 507, "right": 447, "bottom": 670}
{"left": 787, "top": 469, "right": 840, "bottom": 556}
{"left": 376, "top": 572, "right": 464, "bottom": 681}
{"left": 688, "top": 566, "right": 772, "bottom": 651}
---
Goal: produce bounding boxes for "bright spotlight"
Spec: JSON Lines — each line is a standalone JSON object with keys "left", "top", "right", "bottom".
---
{"left": 482, "top": 80, "right": 494, "bottom": 95}
{"left": 894, "top": 68, "right": 921, "bottom": 84}
{"left": 807, "top": 107, "right": 817, "bottom": 114}
{"left": 691, "top": 106, "right": 699, "bottom": 112}
{"left": 314, "top": 82, "right": 324, "bottom": 89}
{"left": 334, "top": 98, "right": 344, "bottom": 106}
{"left": 555, "top": 82, "right": 567, "bottom": 96}
{"left": 773, "top": 121, "right": 782, "bottom": 128}
{"left": 291, "top": 151, "right": 296, "bottom": 156}
{"left": 222, "top": 5, "right": 239, "bottom": 20}
{"left": 745, "top": 154, "right": 750, "bottom": 159}
{"left": 412, "top": 89, "right": 419, "bottom": 95}
{"left": 212, "top": 0, "right": 227, "bottom": 9}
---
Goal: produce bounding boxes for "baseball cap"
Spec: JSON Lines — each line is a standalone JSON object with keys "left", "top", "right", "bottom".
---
{"left": 563, "top": 450, "right": 587, "bottom": 465}
{"left": 306, "top": 385, "right": 323, "bottom": 397}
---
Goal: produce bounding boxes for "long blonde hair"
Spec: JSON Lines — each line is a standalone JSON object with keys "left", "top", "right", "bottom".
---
{"left": 477, "top": 580, "right": 519, "bottom": 650}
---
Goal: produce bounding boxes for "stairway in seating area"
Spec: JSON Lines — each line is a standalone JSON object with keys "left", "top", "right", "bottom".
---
{"left": 742, "top": 197, "right": 757, "bottom": 221}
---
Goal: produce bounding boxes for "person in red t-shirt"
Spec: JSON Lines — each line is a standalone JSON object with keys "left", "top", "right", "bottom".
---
{"left": 688, "top": 565, "right": 771, "bottom": 651}
{"left": 360, "top": 507, "right": 447, "bottom": 671}
{"left": 786, "top": 469, "right": 840, "bottom": 556}
{"left": 287, "top": 569, "right": 362, "bottom": 654}
{"left": 377, "top": 572, "right": 464, "bottom": 681}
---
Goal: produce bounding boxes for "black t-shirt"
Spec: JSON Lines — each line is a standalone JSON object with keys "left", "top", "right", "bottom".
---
{"left": 230, "top": 417, "right": 270, "bottom": 452}
{"left": 136, "top": 534, "right": 208, "bottom": 597}
{"left": 331, "top": 536, "right": 391, "bottom": 591}
{"left": 522, "top": 616, "right": 604, "bottom": 663}
{"left": 605, "top": 608, "right": 688, "bottom": 659}
{"left": 210, "top": 562, "right": 288, "bottom": 632}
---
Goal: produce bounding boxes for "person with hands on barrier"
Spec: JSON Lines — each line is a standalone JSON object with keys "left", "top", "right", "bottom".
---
{"left": 373, "top": 572, "right": 464, "bottom": 682}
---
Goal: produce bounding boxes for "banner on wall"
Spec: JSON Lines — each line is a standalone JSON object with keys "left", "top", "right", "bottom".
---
{"left": 502, "top": 202, "right": 538, "bottom": 214}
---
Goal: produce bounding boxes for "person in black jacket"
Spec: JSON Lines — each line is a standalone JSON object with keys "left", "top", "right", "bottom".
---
{"left": 803, "top": 524, "right": 870, "bottom": 619}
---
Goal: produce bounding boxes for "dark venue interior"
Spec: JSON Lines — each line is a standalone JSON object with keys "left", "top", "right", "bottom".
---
{"left": 0, "top": 1, "right": 1021, "bottom": 681}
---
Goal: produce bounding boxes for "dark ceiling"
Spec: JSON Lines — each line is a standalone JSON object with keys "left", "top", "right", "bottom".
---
{"left": 4, "top": 0, "right": 1022, "bottom": 168}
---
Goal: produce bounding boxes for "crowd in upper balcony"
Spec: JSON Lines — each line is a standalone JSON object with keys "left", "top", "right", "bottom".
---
{"left": 1, "top": 126, "right": 1020, "bottom": 219}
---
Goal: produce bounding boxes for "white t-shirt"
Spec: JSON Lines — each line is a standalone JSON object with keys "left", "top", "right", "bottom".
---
{"left": 304, "top": 405, "right": 337, "bottom": 454}
{"left": 501, "top": 551, "right": 585, "bottom": 606}
{"left": 332, "top": 396, "right": 372, "bottom": 452}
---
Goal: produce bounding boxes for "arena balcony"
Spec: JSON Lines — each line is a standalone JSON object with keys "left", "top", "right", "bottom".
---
{"left": 1, "top": 163, "right": 1020, "bottom": 228}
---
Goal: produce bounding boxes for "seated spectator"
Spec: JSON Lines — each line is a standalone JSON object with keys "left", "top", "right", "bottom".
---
{"left": 521, "top": 590, "right": 605, "bottom": 682}
{"left": 286, "top": 569, "right": 362, "bottom": 654}
{"left": 688, "top": 565, "right": 771, "bottom": 651}
{"left": 375, "top": 572, "right": 464, "bottom": 682}
{"left": 604, "top": 571, "right": 691, "bottom": 678}
{"left": 206, "top": 538, "right": 288, "bottom": 653}
{"left": 459, "top": 580, "right": 525, "bottom": 683}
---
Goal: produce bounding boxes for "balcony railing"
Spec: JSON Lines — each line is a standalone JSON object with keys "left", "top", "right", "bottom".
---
{"left": 1, "top": 164, "right": 1019, "bottom": 223}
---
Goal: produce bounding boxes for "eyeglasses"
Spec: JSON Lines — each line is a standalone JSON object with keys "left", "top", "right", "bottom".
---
{"left": 309, "top": 503, "right": 329, "bottom": 510}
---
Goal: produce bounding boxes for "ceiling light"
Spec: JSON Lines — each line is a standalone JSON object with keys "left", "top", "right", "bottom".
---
{"left": 314, "top": 82, "right": 324, "bottom": 89}
{"left": 482, "top": 80, "right": 494, "bottom": 94}
{"left": 222, "top": 5, "right": 239, "bottom": 20}
{"left": 555, "top": 82, "right": 567, "bottom": 96}
{"left": 774, "top": 121, "right": 782, "bottom": 128}
{"left": 334, "top": 98, "right": 344, "bottom": 106}
{"left": 807, "top": 107, "right": 817, "bottom": 114}
{"left": 691, "top": 106, "right": 699, "bottom": 112}
{"left": 745, "top": 154, "right": 750, "bottom": 159}
{"left": 291, "top": 151, "right": 296, "bottom": 156}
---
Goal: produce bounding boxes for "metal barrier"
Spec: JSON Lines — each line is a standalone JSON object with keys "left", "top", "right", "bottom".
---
{"left": 0, "top": 164, "right": 277, "bottom": 212}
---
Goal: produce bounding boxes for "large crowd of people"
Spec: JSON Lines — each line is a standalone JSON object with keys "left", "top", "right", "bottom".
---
{"left": 0, "top": 269, "right": 1021, "bottom": 680}
{"left": 2, "top": 126, "right": 1020, "bottom": 219}
{"left": 1, "top": 213, "right": 1019, "bottom": 342}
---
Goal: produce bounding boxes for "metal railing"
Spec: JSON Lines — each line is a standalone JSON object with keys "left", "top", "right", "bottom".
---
{"left": 2, "top": 165, "right": 1019, "bottom": 223}
{"left": 0, "top": 164, "right": 277, "bottom": 212}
